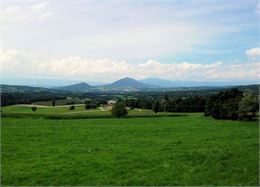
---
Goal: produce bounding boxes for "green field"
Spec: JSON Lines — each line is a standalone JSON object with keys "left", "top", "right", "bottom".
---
{"left": 1, "top": 113, "right": 259, "bottom": 186}
{"left": 1, "top": 105, "right": 180, "bottom": 119}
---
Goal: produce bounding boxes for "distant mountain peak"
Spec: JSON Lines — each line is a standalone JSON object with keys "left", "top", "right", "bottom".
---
{"left": 110, "top": 77, "right": 144, "bottom": 87}
{"left": 55, "top": 82, "right": 91, "bottom": 92}
{"left": 78, "top": 82, "right": 90, "bottom": 86}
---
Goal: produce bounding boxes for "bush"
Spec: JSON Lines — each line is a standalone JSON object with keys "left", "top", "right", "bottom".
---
{"left": 31, "top": 106, "right": 37, "bottom": 112}
{"left": 111, "top": 102, "right": 128, "bottom": 118}
{"left": 69, "top": 105, "right": 75, "bottom": 110}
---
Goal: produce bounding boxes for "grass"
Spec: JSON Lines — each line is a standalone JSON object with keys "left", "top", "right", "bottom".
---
{"left": 1, "top": 113, "right": 259, "bottom": 186}
{"left": 1, "top": 105, "right": 181, "bottom": 119}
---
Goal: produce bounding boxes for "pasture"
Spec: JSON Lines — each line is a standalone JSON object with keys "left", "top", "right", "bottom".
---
{"left": 1, "top": 104, "right": 178, "bottom": 118}
{"left": 1, "top": 113, "right": 259, "bottom": 186}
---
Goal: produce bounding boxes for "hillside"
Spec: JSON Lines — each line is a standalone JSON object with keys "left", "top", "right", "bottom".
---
{"left": 0, "top": 84, "right": 50, "bottom": 93}
{"left": 55, "top": 82, "right": 92, "bottom": 92}
{"left": 101, "top": 77, "right": 157, "bottom": 91}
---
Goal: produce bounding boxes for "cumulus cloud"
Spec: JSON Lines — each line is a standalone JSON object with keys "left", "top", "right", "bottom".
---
{"left": 1, "top": 49, "right": 259, "bottom": 82}
{"left": 246, "top": 48, "right": 260, "bottom": 58}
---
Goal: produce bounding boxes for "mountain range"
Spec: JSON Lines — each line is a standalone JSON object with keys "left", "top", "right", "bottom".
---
{"left": 1, "top": 77, "right": 259, "bottom": 92}
{"left": 54, "top": 77, "right": 260, "bottom": 92}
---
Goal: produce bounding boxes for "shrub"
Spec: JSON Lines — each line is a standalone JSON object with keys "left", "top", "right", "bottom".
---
{"left": 31, "top": 106, "right": 37, "bottom": 112}
{"left": 69, "top": 105, "right": 75, "bottom": 110}
{"left": 111, "top": 102, "right": 128, "bottom": 118}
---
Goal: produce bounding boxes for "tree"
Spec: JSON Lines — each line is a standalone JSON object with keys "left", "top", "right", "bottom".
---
{"left": 84, "top": 100, "right": 91, "bottom": 110}
{"left": 238, "top": 91, "right": 258, "bottom": 121}
{"left": 204, "top": 88, "right": 243, "bottom": 120}
{"left": 31, "top": 106, "right": 37, "bottom": 112}
{"left": 85, "top": 104, "right": 91, "bottom": 110}
{"left": 52, "top": 99, "right": 56, "bottom": 107}
{"left": 164, "top": 94, "right": 169, "bottom": 101}
{"left": 69, "top": 105, "right": 75, "bottom": 110}
{"left": 111, "top": 102, "right": 128, "bottom": 118}
{"left": 153, "top": 100, "right": 159, "bottom": 113}
{"left": 84, "top": 100, "right": 97, "bottom": 110}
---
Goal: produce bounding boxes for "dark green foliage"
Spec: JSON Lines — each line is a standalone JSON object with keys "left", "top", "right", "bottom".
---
{"left": 52, "top": 99, "right": 56, "bottom": 106}
{"left": 153, "top": 100, "right": 159, "bottom": 113}
{"left": 111, "top": 102, "right": 128, "bottom": 118}
{"left": 84, "top": 100, "right": 91, "bottom": 110}
{"left": 66, "top": 101, "right": 75, "bottom": 105}
{"left": 31, "top": 107, "right": 37, "bottom": 112}
{"left": 84, "top": 103, "right": 91, "bottom": 110}
{"left": 69, "top": 105, "right": 75, "bottom": 110}
{"left": 84, "top": 100, "right": 97, "bottom": 110}
{"left": 238, "top": 91, "right": 259, "bottom": 121}
{"left": 205, "top": 88, "right": 243, "bottom": 120}
{"left": 1, "top": 91, "right": 66, "bottom": 106}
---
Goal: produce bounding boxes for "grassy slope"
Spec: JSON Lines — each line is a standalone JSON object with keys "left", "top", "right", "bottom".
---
{"left": 1, "top": 114, "right": 259, "bottom": 186}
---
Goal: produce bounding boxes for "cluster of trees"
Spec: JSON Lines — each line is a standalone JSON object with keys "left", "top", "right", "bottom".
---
{"left": 1, "top": 92, "right": 66, "bottom": 106}
{"left": 125, "top": 95, "right": 206, "bottom": 113}
{"left": 84, "top": 100, "right": 98, "bottom": 110}
{"left": 205, "top": 88, "right": 258, "bottom": 121}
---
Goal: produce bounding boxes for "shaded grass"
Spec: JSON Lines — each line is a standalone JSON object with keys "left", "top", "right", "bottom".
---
{"left": 1, "top": 114, "right": 259, "bottom": 186}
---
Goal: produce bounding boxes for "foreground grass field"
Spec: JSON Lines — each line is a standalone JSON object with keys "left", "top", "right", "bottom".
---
{"left": 1, "top": 114, "right": 259, "bottom": 186}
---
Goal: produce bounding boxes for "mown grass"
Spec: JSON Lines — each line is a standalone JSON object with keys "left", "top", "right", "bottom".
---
{"left": 1, "top": 105, "right": 181, "bottom": 119}
{"left": 1, "top": 114, "right": 259, "bottom": 186}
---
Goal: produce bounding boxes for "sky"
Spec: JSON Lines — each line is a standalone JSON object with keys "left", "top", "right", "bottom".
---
{"left": 1, "top": 0, "right": 260, "bottom": 84}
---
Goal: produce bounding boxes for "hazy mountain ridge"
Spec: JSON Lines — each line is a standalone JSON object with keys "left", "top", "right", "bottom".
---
{"left": 55, "top": 82, "right": 92, "bottom": 92}
{"left": 140, "top": 78, "right": 260, "bottom": 88}
{"left": 1, "top": 77, "right": 259, "bottom": 93}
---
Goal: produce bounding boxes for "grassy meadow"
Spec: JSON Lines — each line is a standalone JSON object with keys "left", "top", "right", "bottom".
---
{"left": 1, "top": 104, "right": 180, "bottom": 119}
{"left": 1, "top": 112, "right": 259, "bottom": 186}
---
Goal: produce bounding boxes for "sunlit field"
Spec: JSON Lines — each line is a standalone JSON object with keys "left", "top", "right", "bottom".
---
{"left": 1, "top": 104, "right": 180, "bottom": 119}
{"left": 2, "top": 113, "right": 259, "bottom": 186}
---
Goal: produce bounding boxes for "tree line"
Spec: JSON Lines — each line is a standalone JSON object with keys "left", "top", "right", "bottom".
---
{"left": 205, "top": 88, "right": 258, "bottom": 121}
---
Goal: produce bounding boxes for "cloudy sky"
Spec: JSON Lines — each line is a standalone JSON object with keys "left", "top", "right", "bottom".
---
{"left": 1, "top": 0, "right": 260, "bottom": 83}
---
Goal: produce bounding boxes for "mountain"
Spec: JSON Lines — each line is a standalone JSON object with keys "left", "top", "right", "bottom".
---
{"left": 55, "top": 82, "right": 92, "bottom": 92}
{"left": 140, "top": 78, "right": 175, "bottom": 87}
{"left": 0, "top": 77, "right": 108, "bottom": 87}
{"left": 140, "top": 78, "right": 259, "bottom": 88}
{"left": 0, "top": 84, "right": 51, "bottom": 93}
{"left": 106, "top": 77, "right": 157, "bottom": 90}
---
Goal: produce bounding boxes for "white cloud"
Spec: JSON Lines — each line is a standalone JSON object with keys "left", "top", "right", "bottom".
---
{"left": 246, "top": 48, "right": 260, "bottom": 58}
{"left": 1, "top": 49, "right": 259, "bottom": 82}
{"left": 256, "top": 0, "right": 260, "bottom": 15}
{"left": 2, "top": 0, "right": 254, "bottom": 60}
{"left": 30, "top": 2, "right": 49, "bottom": 12}
{"left": 2, "top": 1, "right": 51, "bottom": 29}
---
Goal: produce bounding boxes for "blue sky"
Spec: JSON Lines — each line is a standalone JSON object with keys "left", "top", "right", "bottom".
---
{"left": 1, "top": 0, "right": 260, "bottom": 83}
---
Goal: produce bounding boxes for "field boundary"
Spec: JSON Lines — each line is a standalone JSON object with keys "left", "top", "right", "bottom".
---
{"left": 1, "top": 112, "right": 188, "bottom": 119}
